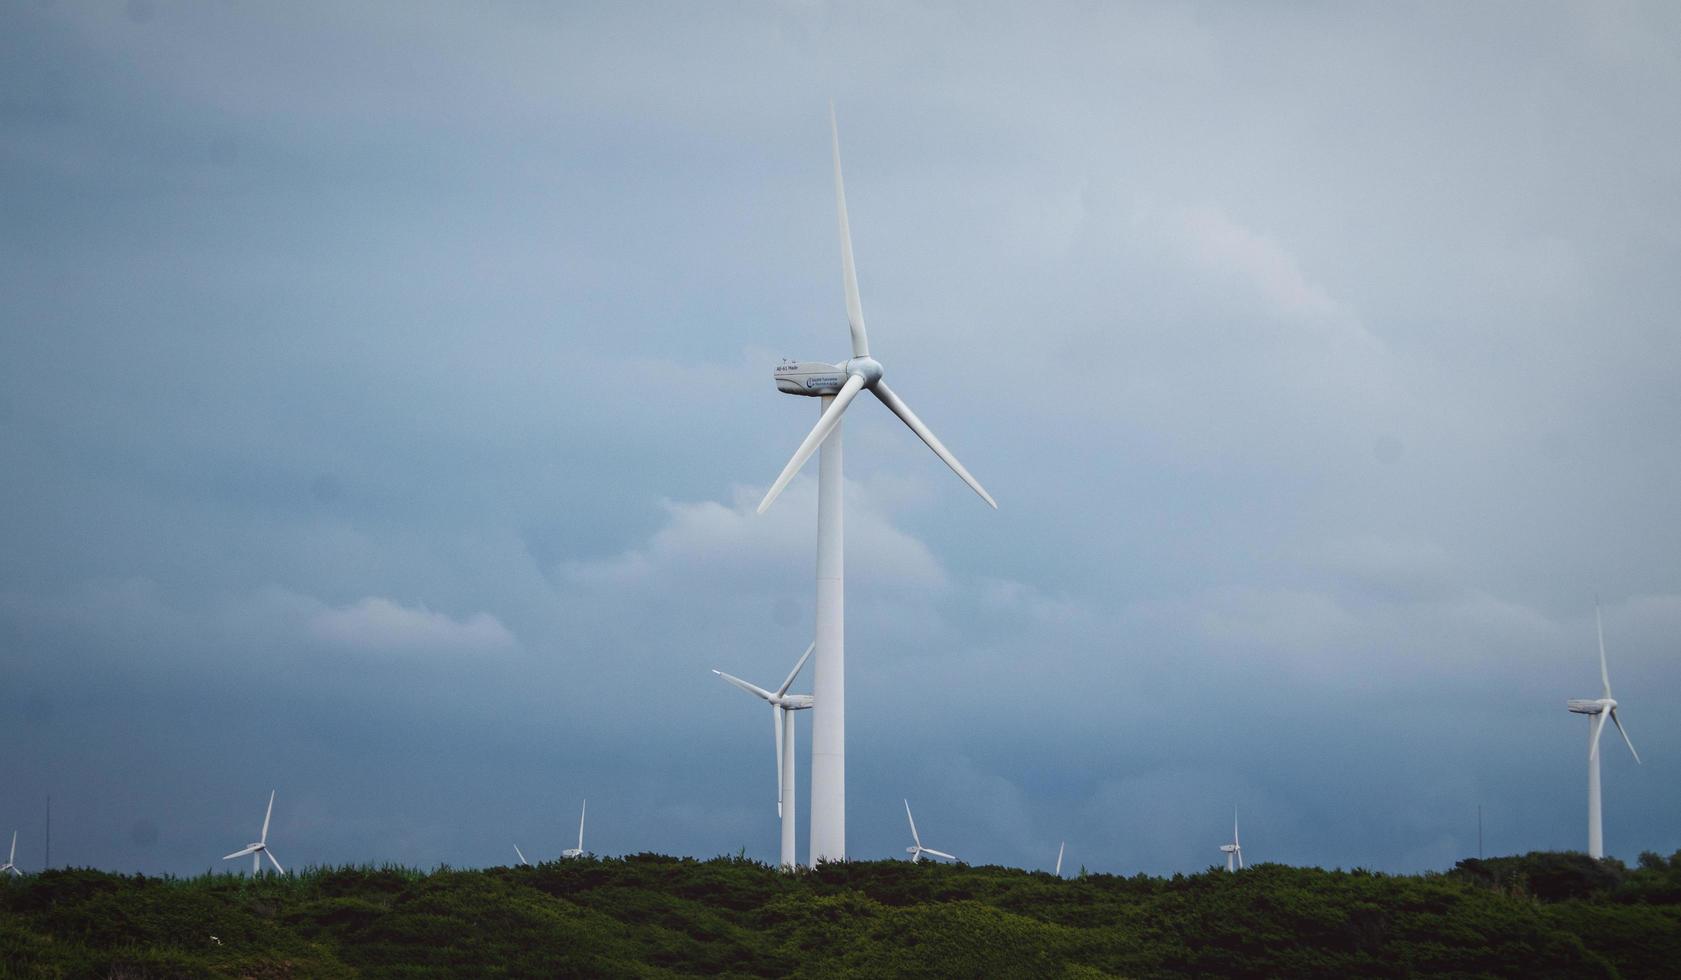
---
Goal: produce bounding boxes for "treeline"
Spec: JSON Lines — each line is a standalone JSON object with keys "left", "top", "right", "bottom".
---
{"left": 3, "top": 851, "right": 1680, "bottom": 977}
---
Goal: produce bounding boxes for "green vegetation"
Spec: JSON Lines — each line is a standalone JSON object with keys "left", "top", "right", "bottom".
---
{"left": 4, "top": 850, "right": 1680, "bottom": 978}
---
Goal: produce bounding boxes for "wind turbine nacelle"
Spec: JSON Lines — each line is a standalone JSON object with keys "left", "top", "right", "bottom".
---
{"left": 1568, "top": 699, "right": 1606, "bottom": 715}
{"left": 775, "top": 360, "right": 847, "bottom": 396}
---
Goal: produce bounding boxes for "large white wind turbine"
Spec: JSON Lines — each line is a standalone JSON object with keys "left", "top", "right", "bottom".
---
{"left": 903, "top": 800, "right": 957, "bottom": 863}
{"left": 758, "top": 108, "right": 997, "bottom": 865}
{"left": 714, "top": 643, "right": 815, "bottom": 868}
{"left": 561, "top": 800, "right": 587, "bottom": 859}
{"left": 1219, "top": 809, "right": 1244, "bottom": 871}
{"left": 0, "top": 831, "right": 19, "bottom": 876}
{"left": 1568, "top": 603, "right": 1641, "bottom": 859}
{"left": 222, "top": 790, "right": 284, "bottom": 875}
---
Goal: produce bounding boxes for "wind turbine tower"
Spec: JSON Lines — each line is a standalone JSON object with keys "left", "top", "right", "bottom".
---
{"left": 562, "top": 800, "right": 587, "bottom": 859}
{"left": 1568, "top": 604, "right": 1641, "bottom": 858}
{"left": 222, "top": 790, "right": 284, "bottom": 875}
{"left": 757, "top": 108, "right": 997, "bottom": 865}
{"left": 0, "top": 831, "right": 20, "bottom": 877}
{"left": 902, "top": 800, "right": 958, "bottom": 863}
{"left": 1220, "top": 809, "right": 1244, "bottom": 871}
{"left": 714, "top": 643, "right": 815, "bottom": 868}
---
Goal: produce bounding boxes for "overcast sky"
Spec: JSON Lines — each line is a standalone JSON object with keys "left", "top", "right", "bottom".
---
{"left": 3, "top": 1, "right": 1679, "bottom": 877}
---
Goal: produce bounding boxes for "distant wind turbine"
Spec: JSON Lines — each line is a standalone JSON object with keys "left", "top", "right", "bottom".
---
{"left": 0, "top": 831, "right": 19, "bottom": 876}
{"left": 561, "top": 800, "right": 586, "bottom": 859}
{"left": 1055, "top": 841, "right": 1065, "bottom": 877}
{"left": 1219, "top": 809, "right": 1244, "bottom": 871}
{"left": 222, "top": 790, "right": 284, "bottom": 875}
{"left": 714, "top": 643, "right": 815, "bottom": 868}
{"left": 513, "top": 843, "right": 531, "bottom": 867}
{"left": 903, "top": 800, "right": 957, "bottom": 863}
{"left": 1568, "top": 603, "right": 1642, "bottom": 858}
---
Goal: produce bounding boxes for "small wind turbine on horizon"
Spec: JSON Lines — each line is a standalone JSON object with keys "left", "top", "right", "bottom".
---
{"left": 714, "top": 643, "right": 815, "bottom": 868}
{"left": 561, "top": 800, "right": 586, "bottom": 859}
{"left": 1568, "top": 603, "right": 1641, "bottom": 859}
{"left": 1220, "top": 809, "right": 1244, "bottom": 871}
{"left": 222, "top": 790, "right": 284, "bottom": 875}
{"left": 756, "top": 106, "right": 997, "bottom": 865}
{"left": 903, "top": 800, "right": 957, "bottom": 863}
{"left": 1, "top": 831, "right": 20, "bottom": 876}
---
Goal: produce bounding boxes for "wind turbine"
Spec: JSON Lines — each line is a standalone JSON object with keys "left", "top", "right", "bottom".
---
{"left": 1054, "top": 841, "right": 1065, "bottom": 877}
{"left": 758, "top": 107, "right": 997, "bottom": 864}
{"left": 0, "top": 831, "right": 20, "bottom": 876}
{"left": 1219, "top": 809, "right": 1244, "bottom": 871}
{"left": 561, "top": 800, "right": 586, "bottom": 859}
{"left": 714, "top": 643, "right": 815, "bottom": 868}
{"left": 1568, "top": 603, "right": 1641, "bottom": 859}
{"left": 903, "top": 800, "right": 957, "bottom": 863}
{"left": 222, "top": 790, "right": 284, "bottom": 875}
{"left": 513, "top": 844, "right": 531, "bottom": 867}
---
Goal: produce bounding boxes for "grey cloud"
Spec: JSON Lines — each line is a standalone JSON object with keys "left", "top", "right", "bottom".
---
{"left": 3, "top": 1, "right": 1681, "bottom": 876}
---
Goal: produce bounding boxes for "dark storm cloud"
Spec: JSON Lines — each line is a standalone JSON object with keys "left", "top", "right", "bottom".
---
{"left": 2, "top": 1, "right": 1679, "bottom": 877}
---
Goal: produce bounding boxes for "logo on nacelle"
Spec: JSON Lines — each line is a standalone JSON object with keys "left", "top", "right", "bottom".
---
{"left": 774, "top": 360, "right": 847, "bottom": 396}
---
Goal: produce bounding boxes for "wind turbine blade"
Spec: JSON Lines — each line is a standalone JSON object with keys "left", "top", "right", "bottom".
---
{"left": 265, "top": 849, "right": 285, "bottom": 874}
{"left": 774, "top": 705, "right": 785, "bottom": 817}
{"left": 757, "top": 373, "right": 867, "bottom": 514}
{"left": 223, "top": 845, "right": 259, "bottom": 860}
{"left": 514, "top": 844, "right": 529, "bottom": 866}
{"left": 7, "top": 830, "right": 13, "bottom": 865}
{"left": 1610, "top": 708, "right": 1641, "bottom": 764}
{"left": 904, "top": 799, "right": 921, "bottom": 847}
{"left": 924, "top": 848, "right": 957, "bottom": 861}
{"left": 776, "top": 642, "right": 816, "bottom": 698}
{"left": 870, "top": 382, "right": 997, "bottom": 508}
{"left": 1055, "top": 841, "right": 1064, "bottom": 877}
{"left": 1597, "top": 603, "right": 1612, "bottom": 697}
{"left": 831, "top": 105, "right": 869, "bottom": 358}
{"left": 713, "top": 670, "right": 776, "bottom": 702}
{"left": 1234, "top": 808, "right": 1240, "bottom": 847}
{"left": 577, "top": 800, "right": 587, "bottom": 851}
{"left": 1589, "top": 711, "right": 1608, "bottom": 760}
{"left": 261, "top": 790, "right": 275, "bottom": 844}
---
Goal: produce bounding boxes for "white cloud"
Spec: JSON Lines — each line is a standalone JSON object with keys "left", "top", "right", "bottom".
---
{"left": 561, "top": 479, "right": 947, "bottom": 597}
{"left": 1193, "top": 586, "right": 1364, "bottom": 657}
{"left": 1169, "top": 203, "right": 1363, "bottom": 337}
{"left": 977, "top": 577, "right": 1084, "bottom": 626}
{"left": 1316, "top": 534, "right": 1459, "bottom": 602}
{"left": 307, "top": 596, "right": 517, "bottom": 656}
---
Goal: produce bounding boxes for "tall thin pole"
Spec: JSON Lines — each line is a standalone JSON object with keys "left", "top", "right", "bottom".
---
{"left": 1588, "top": 718, "right": 1604, "bottom": 858}
{"left": 809, "top": 394, "right": 846, "bottom": 864}
{"left": 780, "top": 711, "right": 798, "bottom": 868}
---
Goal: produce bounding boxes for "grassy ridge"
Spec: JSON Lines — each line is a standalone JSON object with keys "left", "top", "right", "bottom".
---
{"left": 3, "top": 851, "right": 1679, "bottom": 978}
